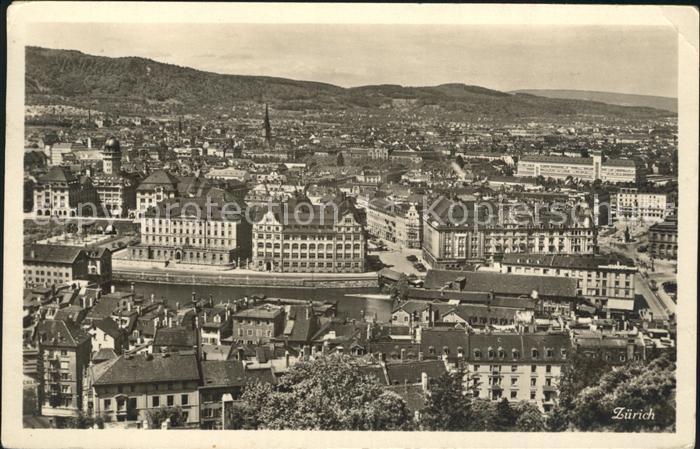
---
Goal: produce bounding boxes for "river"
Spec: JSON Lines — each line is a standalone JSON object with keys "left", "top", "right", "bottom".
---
{"left": 113, "top": 281, "right": 393, "bottom": 322}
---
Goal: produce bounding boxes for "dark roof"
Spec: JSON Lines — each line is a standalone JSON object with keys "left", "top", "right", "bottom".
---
{"left": 136, "top": 169, "right": 179, "bottom": 191}
{"left": 385, "top": 384, "right": 427, "bottom": 412}
{"left": 93, "top": 348, "right": 118, "bottom": 363}
{"left": 24, "top": 244, "right": 85, "bottom": 265}
{"left": 385, "top": 360, "right": 447, "bottom": 385}
{"left": 94, "top": 352, "right": 200, "bottom": 386}
{"left": 36, "top": 319, "right": 91, "bottom": 348}
{"left": 467, "top": 333, "right": 570, "bottom": 363}
{"left": 153, "top": 326, "right": 197, "bottom": 348}
{"left": 358, "top": 365, "right": 389, "bottom": 385}
{"left": 234, "top": 305, "right": 283, "bottom": 320}
{"left": 500, "top": 253, "right": 635, "bottom": 270}
{"left": 201, "top": 360, "right": 246, "bottom": 388}
{"left": 423, "top": 270, "right": 577, "bottom": 298}
{"left": 41, "top": 166, "right": 77, "bottom": 183}
{"left": 420, "top": 329, "right": 470, "bottom": 356}
{"left": 95, "top": 317, "right": 123, "bottom": 339}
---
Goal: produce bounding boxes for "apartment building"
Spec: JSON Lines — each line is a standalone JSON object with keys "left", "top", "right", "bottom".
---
{"left": 364, "top": 198, "right": 422, "bottom": 249}
{"left": 232, "top": 305, "right": 285, "bottom": 345}
{"left": 465, "top": 333, "right": 568, "bottom": 413}
{"left": 33, "top": 166, "right": 99, "bottom": 218}
{"left": 91, "top": 352, "right": 200, "bottom": 426}
{"left": 421, "top": 197, "right": 596, "bottom": 269}
{"left": 37, "top": 319, "right": 92, "bottom": 421}
{"left": 497, "top": 253, "right": 637, "bottom": 312}
{"left": 611, "top": 188, "right": 671, "bottom": 223}
{"left": 648, "top": 219, "right": 678, "bottom": 260}
{"left": 129, "top": 197, "right": 252, "bottom": 266}
{"left": 251, "top": 197, "right": 365, "bottom": 273}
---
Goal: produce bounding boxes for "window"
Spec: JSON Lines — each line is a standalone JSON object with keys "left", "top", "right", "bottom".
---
{"left": 474, "top": 349, "right": 481, "bottom": 359}
{"left": 181, "top": 394, "right": 189, "bottom": 406}
{"left": 152, "top": 396, "right": 160, "bottom": 407}
{"left": 531, "top": 365, "right": 537, "bottom": 373}
{"left": 530, "top": 378, "right": 537, "bottom": 387}
{"left": 531, "top": 349, "right": 539, "bottom": 359}
{"left": 104, "top": 399, "right": 111, "bottom": 410}
{"left": 530, "top": 391, "right": 536, "bottom": 400}
{"left": 546, "top": 365, "right": 552, "bottom": 373}
{"left": 510, "top": 391, "right": 518, "bottom": 399}
{"left": 167, "top": 395, "right": 174, "bottom": 406}
{"left": 511, "top": 377, "right": 518, "bottom": 386}
{"left": 511, "top": 365, "right": 518, "bottom": 372}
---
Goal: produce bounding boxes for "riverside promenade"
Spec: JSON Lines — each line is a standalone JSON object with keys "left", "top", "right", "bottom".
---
{"left": 112, "top": 253, "right": 380, "bottom": 289}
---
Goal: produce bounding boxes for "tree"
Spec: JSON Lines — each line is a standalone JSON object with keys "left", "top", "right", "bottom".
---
{"left": 513, "top": 401, "right": 546, "bottom": 431}
{"left": 389, "top": 275, "right": 410, "bottom": 301}
{"left": 570, "top": 353, "right": 676, "bottom": 432}
{"left": 492, "top": 398, "right": 517, "bottom": 431}
{"left": 546, "top": 404, "right": 570, "bottom": 432}
{"left": 420, "top": 369, "right": 472, "bottom": 431}
{"left": 147, "top": 406, "right": 184, "bottom": 428}
{"left": 231, "top": 354, "right": 413, "bottom": 430}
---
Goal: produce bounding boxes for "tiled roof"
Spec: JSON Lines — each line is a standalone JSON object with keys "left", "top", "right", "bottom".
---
{"left": 467, "top": 333, "right": 570, "bottom": 363}
{"left": 24, "top": 244, "right": 85, "bottom": 265}
{"left": 41, "top": 166, "right": 77, "bottom": 183}
{"left": 136, "top": 169, "right": 179, "bottom": 191}
{"left": 423, "top": 270, "right": 577, "bottom": 298}
{"left": 95, "top": 317, "right": 123, "bottom": 339}
{"left": 201, "top": 360, "right": 246, "bottom": 388}
{"left": 420, "top": 329, "right": 470, "bottom": 356}
{"left": 36, "top": 319, "right": 91, "bottom": 348}
{"left": 94, "top": 352, "right": 200, "bottom": 386}
{"left": 501, "top": 253, "right": 635, "bottom": 270}
{"left": 153, "top": 326, "right": 197, "bottom": 348}
{"left": 385, "top": 360, "right": 447, "bottom": 385}
{"left": 234, "top": 305, "right": 283, "bottom": 320}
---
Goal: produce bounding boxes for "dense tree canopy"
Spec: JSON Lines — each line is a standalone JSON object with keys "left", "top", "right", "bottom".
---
{"left": 227, "top": 354, "right": 413, "bottom": 430}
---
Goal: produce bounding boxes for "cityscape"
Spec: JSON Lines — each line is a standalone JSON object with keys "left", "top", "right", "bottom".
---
{"left": 19, "top": 23, "right": 679, "bottom": 434}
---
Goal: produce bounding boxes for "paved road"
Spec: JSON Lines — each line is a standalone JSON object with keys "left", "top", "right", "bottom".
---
{"left": 635, "top": 273, "right": 670, "bottom": 320}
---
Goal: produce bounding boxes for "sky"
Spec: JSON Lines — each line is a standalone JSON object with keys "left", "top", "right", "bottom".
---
{"left": 26, "top": 23, "right": 678, "bottom": 98}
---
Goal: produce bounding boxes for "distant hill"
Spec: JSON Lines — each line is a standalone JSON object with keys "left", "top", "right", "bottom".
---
{"left": 25, "top": 46, "right": 675, "bottom": 118}
{"left": 511, "top": 89, "right": 677, "bottom": 113}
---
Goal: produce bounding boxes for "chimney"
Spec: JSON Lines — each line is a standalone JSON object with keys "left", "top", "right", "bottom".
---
{"left": 366, "top": 323, "right": 372, "bottom": 340}
{"left": 421, "top": 372, "right": 429, "bottom": 392}
{"left": 111, "top": 285, "right": 116, "bottom": 294}
{"left": 150, "top": 293, "right": 155, "bottom": 301}
{"left": 306, "top": 307, "right": 311, "bottom": 320}
{"left": 30, "top": 249, "right": 36, "bottom": 259}
{"left": 285, "top": 350, "right": 290, "bottom": 368}
{"left": 176, "top": 301, "right": 180, "bottom": 310}
{"left": 127, "top": 302, "right": 132, "bottom": 312}
{"left": 400, "top": 348, "right": 406, "bottom": 361}
{"left": 418, "top": 351, "right": 424, "bottom": 361}
{"left": 192, "top": 291, "right": 196, "bottom": 303}
{"left": 130, "top": 282, "right": 135, "bottom": 293}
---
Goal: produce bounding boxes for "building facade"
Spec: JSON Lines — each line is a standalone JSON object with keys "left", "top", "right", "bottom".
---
{"left": 516, "top": 154, "right": 643, "bottom": 184}
{"left": 129, "top": 198, "right": 252, "bottom": 266}
{"left": 648, "top": 219, "right": 678, "bottom": 260}
{"left": 232, "top": 305, "right": 285, "bottom": 345}
{"left": 611, "top": 188, "right": 671, "bottom": 223}
{"left": 33, "top": 167, "right": 98, "bottom": 218}
{"left": 37, "top": 320, "right": 92, "bottom": 421}
{"left": 497, "top": 253, "right": 637, "bottom": 312}
{"left": 24, "top": 244, "right": 89, "bottom": 288}
{"left": 251, "top": 198, "right": 365, "bottom": 273}
{"left": 422, "top": 198, "right": 596, "bottom": 270}
{"left": 92, "top": 352, "right": 200, "bottom": 426}
{"left": 465, "top": 333, "right": 568, "bottom": 413}
{"left": 364, "top": 198, "right": 422, "bottom": 249}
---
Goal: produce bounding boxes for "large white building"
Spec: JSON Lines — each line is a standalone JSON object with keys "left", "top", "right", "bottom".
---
{"left": 516, "top": 154, "right": 643, "bottom": 184}
{"left": 611, "top": 188, "right": 671, "bottom": 223}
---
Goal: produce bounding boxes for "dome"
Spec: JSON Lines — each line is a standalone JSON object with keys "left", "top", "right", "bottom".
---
{"left": 104, "top": 137, "right": 121, "bottom": 151}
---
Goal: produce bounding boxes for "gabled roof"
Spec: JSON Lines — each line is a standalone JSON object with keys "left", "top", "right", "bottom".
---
{"left": 94, "top": 352, "right": 200, "bottom": 386}
{"left": 423, "top": 270, "right": 577, "bottom": 298}
{"left": 36, "top": 319, "right": 91, "bottom": 348}
{"left": 385, "top": 360, "right": 447, "bottom": 385}
{"left": 95, "top": 317, "right": 123, "bottom": 340}
{"left": 24, "top": 244, "right": 85, "bottom": 265}
{"left": 201, "top": 360, "right": 246, "bottom": 388}
{"left": 153, "top": 326, "right": 197, "bottom": 348}
{"left": 136, "top": 169, "right": 180, "bottom": 191}
{"left": 41, "top": 166, "right": 77, "bottom": 183}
